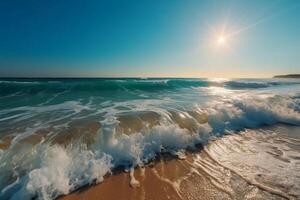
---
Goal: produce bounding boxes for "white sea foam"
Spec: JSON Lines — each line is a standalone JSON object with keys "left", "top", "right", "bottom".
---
{"left": 3, "top": 145, "right": 112, "bottom": 200}
{"left": 0, "top": 81, "right": 300, "bottom": 200}
{"left": 0, "top": 81, "right": 41, "bottom": 84}
{"left": 203, "top": 128, "right": 300, "bottom": 198}
{"left": 0, "top": 101, "right": 90, "bottom": 114}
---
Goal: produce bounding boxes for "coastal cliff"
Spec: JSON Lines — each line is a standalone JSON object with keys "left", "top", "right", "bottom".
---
{"left": 274, "top": 74, "right": 300, "bottom": 78}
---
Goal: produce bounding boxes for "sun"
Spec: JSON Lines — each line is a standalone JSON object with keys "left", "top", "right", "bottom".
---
{"left": 217, "top": 35, "right": 226, "bottom": 45}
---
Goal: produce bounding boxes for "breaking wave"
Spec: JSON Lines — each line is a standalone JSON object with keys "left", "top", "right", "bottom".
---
{"left": 0, "top": 78, "right": 300, "bottom": 199}
{"left": 0, "top": 78, "right": 299, "bottom": 97}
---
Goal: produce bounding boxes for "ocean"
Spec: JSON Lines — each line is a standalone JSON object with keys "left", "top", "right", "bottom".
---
{"left": 0, "top": 78, "right": 300, "bottom": 200}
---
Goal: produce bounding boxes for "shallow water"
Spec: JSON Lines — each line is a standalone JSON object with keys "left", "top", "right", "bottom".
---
{"left": 202, "top": 125, "right": 300, "bottom": 199}
{"left": 0, "top": 78, "right": 300, "bottom": 200}
{"left": 59, "top": 125, "right": 300, "bottom": 200}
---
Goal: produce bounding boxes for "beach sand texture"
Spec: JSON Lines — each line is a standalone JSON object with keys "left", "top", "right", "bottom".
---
{"left": 59, "top": 125, "right": 299, "bottom": 200}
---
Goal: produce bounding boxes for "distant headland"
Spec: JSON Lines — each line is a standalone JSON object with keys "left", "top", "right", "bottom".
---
{"left": 273, "top": 74, "right": 300, "bottom": 78}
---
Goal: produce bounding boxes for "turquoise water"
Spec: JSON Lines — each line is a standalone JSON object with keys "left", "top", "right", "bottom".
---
{"left": 0, "top": 78, "right": 300, "bottom": 199}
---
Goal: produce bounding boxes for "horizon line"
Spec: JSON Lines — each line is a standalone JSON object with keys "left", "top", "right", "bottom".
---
{"left": 0, "top": 75, "right": 285, "bottom": 79}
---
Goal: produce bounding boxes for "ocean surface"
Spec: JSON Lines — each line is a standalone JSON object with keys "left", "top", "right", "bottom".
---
{"left": 0, "top": 78, "right": 300, "bottom": 200}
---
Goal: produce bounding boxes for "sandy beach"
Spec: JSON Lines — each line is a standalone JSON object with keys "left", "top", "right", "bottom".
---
{"left": 1, "top": 0, "right": 300, "bottom": 199}
{"left": 58, "top": 125, "right": 299, "bottom": 200}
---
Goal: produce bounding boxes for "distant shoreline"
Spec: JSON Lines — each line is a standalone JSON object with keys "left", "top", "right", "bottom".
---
{"left": 0, "top": 75, "right": 299, "bottom": 79}
{"left": 273, "top": 74, "right": 300, "bottom": 78}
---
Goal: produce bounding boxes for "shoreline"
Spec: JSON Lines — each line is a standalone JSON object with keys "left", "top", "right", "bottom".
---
{"left": 58, "top": 124, "right": 300, "bottom": 200}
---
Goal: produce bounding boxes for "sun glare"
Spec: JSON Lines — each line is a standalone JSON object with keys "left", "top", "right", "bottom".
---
{"left": 217, "top": 35, "right": 226, "bottom": 45}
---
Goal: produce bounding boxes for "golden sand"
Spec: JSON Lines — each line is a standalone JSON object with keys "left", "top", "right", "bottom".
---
{"left": 58, "top": 150, "right": 285, "bottom": 200}
{"left": 1, "top": 119, "right": 294, "bottom": 200}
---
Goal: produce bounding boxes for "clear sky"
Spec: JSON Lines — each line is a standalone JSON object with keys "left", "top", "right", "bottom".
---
{"left": 0, "top": 0, "right": 299, "bottom": 78}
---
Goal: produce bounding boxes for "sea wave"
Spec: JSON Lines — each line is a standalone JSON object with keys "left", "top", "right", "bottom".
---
{"left": 1, "top": 78, "right": 299, "bottom": 97}
{"left": 0, "top": 90, "right": 300, "bottom": 199}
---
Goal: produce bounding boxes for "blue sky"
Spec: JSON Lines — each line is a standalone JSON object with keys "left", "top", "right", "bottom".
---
{"left": 0, "top": 0, "right": 299, "bottom": 78}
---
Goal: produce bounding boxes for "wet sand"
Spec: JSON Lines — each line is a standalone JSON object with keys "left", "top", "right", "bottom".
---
{"left": 58, "top": 149, "right": 288, "bottom": 200}
{"left": 1, "top": 122, "right": 298, "bottom": 200}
